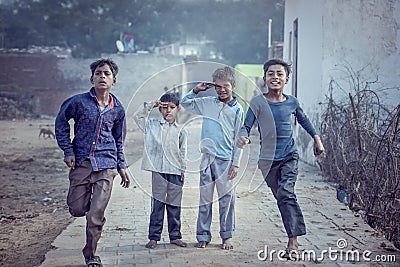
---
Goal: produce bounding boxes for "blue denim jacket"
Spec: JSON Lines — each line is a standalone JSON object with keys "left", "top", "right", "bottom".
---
{"left": 55, "top": 88, "right": 127, "bottom": 171}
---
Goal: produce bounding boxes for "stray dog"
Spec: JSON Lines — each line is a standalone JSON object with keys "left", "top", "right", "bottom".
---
{"left": 39, "top": 128, "right": 55, "bottom": 139}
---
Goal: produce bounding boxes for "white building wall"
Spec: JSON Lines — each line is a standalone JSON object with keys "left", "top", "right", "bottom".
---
{"left": 284, "top": 0, "right": 400, "bottom": 164}
{"left": 322, "top": 0, "right": 400, "bottom": 106}
{"left": 283, "top": 0, "right": 324, "bottom": 164}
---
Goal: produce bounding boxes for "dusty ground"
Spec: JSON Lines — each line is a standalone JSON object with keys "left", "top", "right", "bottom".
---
{"left": 0, "top": 119, "right": 143, "bottom": 267}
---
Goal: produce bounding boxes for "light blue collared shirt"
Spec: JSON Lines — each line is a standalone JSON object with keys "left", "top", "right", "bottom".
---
{"left": 181, "top": 89, "right": 244, "bottom": 166}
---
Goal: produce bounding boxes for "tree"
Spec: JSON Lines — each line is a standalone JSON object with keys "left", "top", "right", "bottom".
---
{"left": 0, "top": 0, "right": 284, "bottom": 64}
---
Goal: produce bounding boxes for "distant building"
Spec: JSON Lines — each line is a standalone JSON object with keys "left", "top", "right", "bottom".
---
{"left": 268, "top": 41, "right": 283, "bottom": 60}
{"left": 154, "top": 42, "right": 180, "bottom": 56}
{"left": 154, "top": 36, "right": 219, "bottom": 61}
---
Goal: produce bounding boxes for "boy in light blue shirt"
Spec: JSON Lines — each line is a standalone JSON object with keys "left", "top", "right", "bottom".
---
{"left": 181, "top": 66, "right": 244, "bottom": 250}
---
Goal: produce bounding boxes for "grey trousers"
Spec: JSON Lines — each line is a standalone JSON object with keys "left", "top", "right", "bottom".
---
{"left": 258, "top": 153, "right": 306, "bottom": 238}
{"left": 196, "top": 154, "right": 236, "bottom": 242}
{"left": 67, "top": 160, "right": 117, "bottom": 260}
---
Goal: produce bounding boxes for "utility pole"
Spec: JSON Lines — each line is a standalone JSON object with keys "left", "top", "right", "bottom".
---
{"left": 268, "top": 19, "right": 272, "bottom": 59}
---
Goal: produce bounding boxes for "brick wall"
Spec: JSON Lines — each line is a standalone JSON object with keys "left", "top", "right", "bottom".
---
{"left": 0, "top": 52, "right": 183, "bottom": 118}
{"left": 0, "top": 53, "right": 87, "bottom": 118}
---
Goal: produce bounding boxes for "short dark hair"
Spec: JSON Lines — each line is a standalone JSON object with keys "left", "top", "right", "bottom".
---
{"left": 160, "top": 93, "right": 180, "bottom": 106}
{"left": 212, "top": 66, "right": 235, "bottom": 88}
{"left": 90, "top": 58, "right": 119, "bottom": 77}
{"left": 263, "top": 59, "right": 291, "bottom": 77}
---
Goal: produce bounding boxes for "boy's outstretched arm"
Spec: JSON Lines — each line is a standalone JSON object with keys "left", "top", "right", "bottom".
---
{"left": 178, "top": 127, "right": 188, "bottom": 186}
{"left": 237, "top": 136, "right": 250, "bottom": 149}
{"left": 64, "top": 155, "right": 76, "bottom": 169}
{"left": 237, "top": 108, "right": 256, "bottom": 148}
{"left": 295, "top": 104, "right": 325, "bottom": 156}
{"left": 228, "top": 166, "right": 239, "bottom": 180}
{"left": 230, "top": 104, "right": 245, "bottom": 180}
{"left": 118, "top": 169, "right": 130, "bottom": 188}
{"left": 313, "top": 135, "right": 325, "bottom": 156}
{"left": 55, "top": 98, "right": 76, "bottom": 168}
{"left": 113, "top": 113, "right": 130, "bottom": 188}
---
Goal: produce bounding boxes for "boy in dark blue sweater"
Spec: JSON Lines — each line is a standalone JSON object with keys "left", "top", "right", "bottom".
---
{"left": 237, "top": 59, "right": 324, "bottom": 258}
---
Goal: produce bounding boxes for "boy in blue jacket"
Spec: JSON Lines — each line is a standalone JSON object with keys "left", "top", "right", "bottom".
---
{"left": 55, "top": 58, "right": 130, "bottom": 267}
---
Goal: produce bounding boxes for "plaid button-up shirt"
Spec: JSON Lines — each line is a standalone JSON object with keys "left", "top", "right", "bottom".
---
{"left": 55, "top": 87, "right": 127, "bottom": 171}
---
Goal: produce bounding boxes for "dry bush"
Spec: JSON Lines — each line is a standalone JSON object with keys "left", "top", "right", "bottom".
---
{"left": 319, "top": 65, "right": 400, "bottom": 248}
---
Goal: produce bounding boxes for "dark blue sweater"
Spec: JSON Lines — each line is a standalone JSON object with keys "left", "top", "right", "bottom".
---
{"left": 239, "top": 94, "right": 317, "bottom": 161}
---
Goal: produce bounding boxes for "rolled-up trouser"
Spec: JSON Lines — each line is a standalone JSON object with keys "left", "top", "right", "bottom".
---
{"left": 258, "top": 152, "right": 306, "bottom": 238}
{"left": 67, "top": 160, "right": 117, "bottom": 260}
{"left": 196, "top": 154, "right": 236, "bottom": 242}
{"left": 149, "top": 172, "right": 183, "bottom": 241}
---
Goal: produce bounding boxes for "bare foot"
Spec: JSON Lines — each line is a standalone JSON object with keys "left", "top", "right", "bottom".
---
{"left": 285, "top": 237, "right": 300, "bottom": 261}
{"left": 145, "top": 240, "right": 157, "bottom": 249}
{"left": 196, "top": 241, "right": 208, "bottom": 248}
{"left": 221, "top": 238, "right": 233, "bottom": 250}
{"left": 170, "top": 239, "right": 187, "bottom": 247}
{"left": 287, "top": 236, "right": 298, "bottom": 250}
{"left": 283, "top": 247, "right": 301, "bottom": 260}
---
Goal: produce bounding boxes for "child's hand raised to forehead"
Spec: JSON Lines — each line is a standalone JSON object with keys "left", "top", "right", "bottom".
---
{"left": 153, "top": 100, "right": 170, "bottom": 108}
{"left": 193, "top": 82, "right": 215, "bottom": 94}
{"left": 152, "top": 100, "right": 160, "bottom": 107}
{"left": 153, "top": 100, "right": 162, "bottom": 107}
